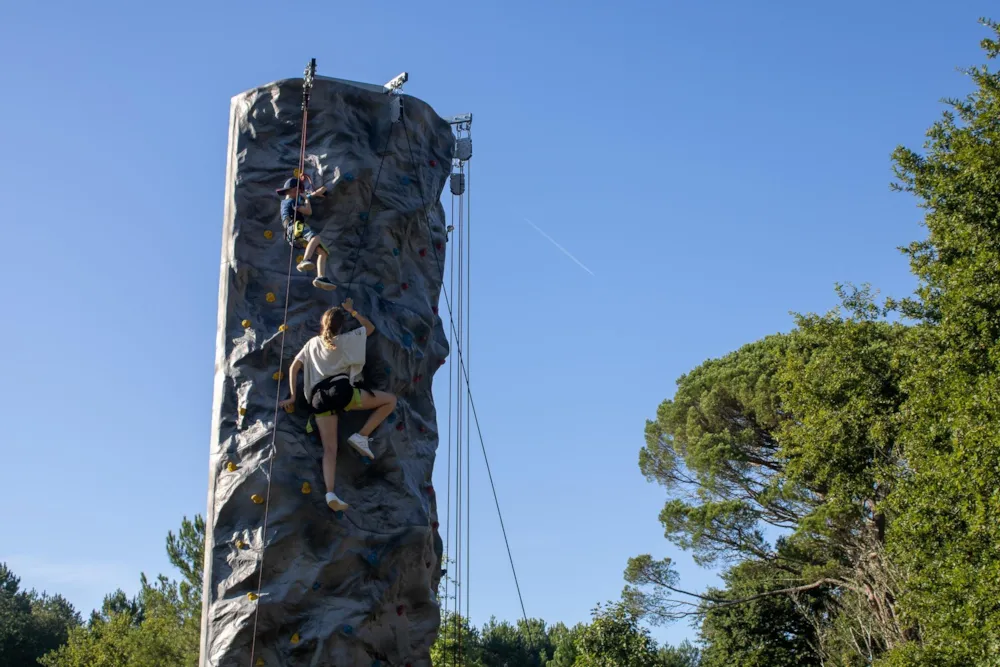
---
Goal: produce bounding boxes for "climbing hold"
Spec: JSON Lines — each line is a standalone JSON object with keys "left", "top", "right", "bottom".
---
{"left": 293, "top": 168, "right": 303, "bottom": 178}
{"left": 419, "top": 335, "right": 427, "bottom": 344}
{"left": 290, "top": 633, "right": 300, "bottom": 645}
{"left": 396, "top": 422, "right": 404, "bottom": 431}
{"left": 429, "top": 159, "right": 437, "bottom": 167}
{"left": 344, "top": 172, "right": 354, "bottom": 182}
{"left": 238, "top": 407, "right": 246, "bottom": 416}
{"left": 418, "top": 425, "right": 426, "bottom": 433}
{"left": 435, "top": 242, "right": 443, "bottom": 251}
{"left": 334, "top": 510, "right": 345, "bottom": 519}
{"left": 227, "top": 461, "right": 239, "bottom": 472}
{"left": 401, "top": 333, "right": 413, "bottom": 347}
{"left": 413, "top": 374, "right": 423, "bottom": 383}
{"left": 251, "top": 494, "right": 264, "bottom": 504}
{"left": 247, "top": 592, "right": 259, "bottom": 601}
{"left": 450, "top": 172, "right": 466, "bottom": 196}
{"left": 266, "top": 292, "right": 276, "bottom": 303}
{"left": 242, "top": 319, "right": 251, "bottom": 328}
{"left": 296, "top": 254, "right": 304, "bottom": 264}
{"left": 235, "top": 539, "right": 246, "bottom": 549}
{"left": 396, "top": 604, "right": 405, "bottom": 616}
{"left": 279, "top": 324, "right": 288, "bottom": 332}
{"left": 366, "top": 550, "right": 379, "bottom": 565}
{"left": 400, "top": 176, "right": 410, "bottom": 185}
{"left": 342, "top": 624, "right": 354, "bottom": 635}
{"left": 374, "top": 282, "right": 384, "bottom": 293}
{"left": 432, "top": 521, "right": 439, "bottom": 530}
{"left": 439, "top": 358, "right": 446, "bottom": 366}
{"left": 432, "top": 306, "right": 439, "bottom": 314}
{"left": 384, "top": 365, "right": 392, "bottom": 376}
{"left": 426, "top": 485, "right": 435, "bottom": 495}
{"left": 273, "top": 371, "right": 283, "bottom": 381}
{"left": 301, "top": 481, "right": 311, "bottom": 495}
{"left": 312, "top": 582, "right": 321, "bottom": 590}
{"left": 401, "top": 282, "right": 409, "bottom": 290}
{"left": 392, "top": 248, "right": 400, "bottom": 256}
{"left": 284, "top": 403, "right": 295, "bottom": 414}
{"left": 419, "top": 248, "right": 427, "bottom": 257}
{"left": 264, "top": 229, "right": 274, "bottom": 240}
{"left": 256, "top": 659, "right": 265, "bottom": 666}
{"left": 360, "top": 212, "right": 369, "bottom": 222}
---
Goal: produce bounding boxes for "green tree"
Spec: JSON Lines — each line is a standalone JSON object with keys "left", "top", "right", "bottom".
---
{"left": 431, "top": 612, "right": 485, "bottom": 667}
{"left": 881, "top": 17, "right": 1000, "bottom": 666}
{"left": 40, "top": 516, "right": 204, "bottom": 667}
{"left": 480, "top": 617, "right": 552, "bottom": 667}
{"left": 573, "top": 602, "right": 662, "bottom": 667}
{"left": 0, "top": 563, "right": 81, "bottom": 666}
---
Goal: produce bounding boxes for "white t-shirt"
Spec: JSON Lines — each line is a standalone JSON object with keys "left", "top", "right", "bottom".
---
{"left": 294, "top": 327, "right": 368, "bottom": 399}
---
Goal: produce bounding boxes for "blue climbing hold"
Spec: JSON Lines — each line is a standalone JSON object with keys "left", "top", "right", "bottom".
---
{"left": 401, "top": 333, "right": 413, "bottom": 348}
{"left": 335, "top": 510, "right": 345, "bottom": 519}
{"left": 415, "top": 350, "right": 425, "bottom": 360}
{"left": 344, "top": 172, "right": 354, "bottom": 182}
{"left": 392, "top": 248, "right": 400, "bottom": 256}
{"left": 360, "top": 212, "right": 369, "bottom": 222}
{"left": 366, "top": 550, "right": 379, "bottom": 565}
{"left": 374, "top": 282, "right": 384, "bottom": 293}
{"left": 362, "top": 457, "right": 372, "bottom": 466}
{"left": 372, "top": 661, "right": 382, "bottom": 667}
{"left": 343, "top": 624, "right": 354, "bottom": 635}
{"left": 387, "top": 413, "right": 397, "bottom": 424}
{"left": 384, "top": 365, "right": 392, "bottom": 375}
{"left": 312, "top": 582, "right": 321, "bottom": 591}
{"left": 400, "top": 176, "right": 410, "bottom": 185}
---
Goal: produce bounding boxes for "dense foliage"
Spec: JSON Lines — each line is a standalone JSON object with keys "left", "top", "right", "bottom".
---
{"left": 628, "top": 18, "right": 1000, "bottom": 666}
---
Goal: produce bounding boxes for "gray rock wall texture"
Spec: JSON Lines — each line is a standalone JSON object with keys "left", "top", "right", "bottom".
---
{"left": 201, "top": 76, "right": 454, "bottom": 667}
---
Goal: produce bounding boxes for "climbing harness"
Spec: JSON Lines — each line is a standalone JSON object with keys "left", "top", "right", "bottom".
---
{"left": 246, "top": 57, "right": 317, "bottom": 667}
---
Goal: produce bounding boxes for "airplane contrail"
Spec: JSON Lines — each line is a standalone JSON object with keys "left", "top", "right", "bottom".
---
{"left": 523, "top": 218, "right": 595, "bottom": 276}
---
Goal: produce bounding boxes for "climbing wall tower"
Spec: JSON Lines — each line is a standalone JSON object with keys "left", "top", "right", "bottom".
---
{"left": 201, "top": 70, "right": 456, "bottom": 666}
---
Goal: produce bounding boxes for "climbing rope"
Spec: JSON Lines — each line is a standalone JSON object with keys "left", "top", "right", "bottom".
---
{"left": 247, "top": 58, "right": 316, "bottom": 667}
{"left": 399, "top": 109, "right": 533, "bottom": 644}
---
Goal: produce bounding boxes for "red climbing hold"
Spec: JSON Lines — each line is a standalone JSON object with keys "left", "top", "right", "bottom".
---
{"left": 413, "top": 374, "right": 422, "bottom": 383}
{"left": 429, "top": 159, "right": 437, "bottom": 167}
{"left": 418, "top": 425, "right": 426, "bottom": 433}
{"left": 439, "top": 358, "right": 446, "bottom": 366}
{"left": 396, "top": 605, "right": 405, "bottom": 616}
{"left": 396, "top": 422, "right": 404, "bottom": 431}
{"left": 432, "top": 521, "right": 439, "bottom": 529}
{"left": 426, "top": 485, "right": 435, "bottom": 495}
{"left": 432, "top": 306, "right": 438, "bottom": 314}
{"left": 401, "top": 283, "right": 409, "bottom": 290}
{"left": 435, "top": 242, "right": 443, "bottom": 251}
{"left": 419, "top": 248, "right": 427, "bottom": 257}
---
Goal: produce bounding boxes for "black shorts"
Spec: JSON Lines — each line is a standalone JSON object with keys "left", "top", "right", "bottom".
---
{"left": 310, "top": 376, "right": 363, "bottom": 415}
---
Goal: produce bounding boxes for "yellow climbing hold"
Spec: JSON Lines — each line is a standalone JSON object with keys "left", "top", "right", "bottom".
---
{"left": 273, "top": 371, "right": 283, "bottom": 381}
{"left": 293, "top": 167, "right": 303, "bottom": 178}
{"left": 226, "top": 461, "right": 238, "bottom": 472}
{"left": 279, "top": 324, "right": 288, "bottom": 332}
{"left": 247, "top": 592, "right": 259, "bottom": 601}
{"left": 238, "top": 407, "right": 246, "bottom": 416}
{"left": 301, "top": 482, "right": 311, "bottom": 494}
{"left": 296, "top": 255, "right": 304, "bottom": 264}
{"left": 290, "top": 633, "right": 300, "bottom": 645}
{"left": 264, "top": 229, "right": 274, "bottom": 240}
{"left": 251, "top": 494, "right": 264, "bottom": 505}
{"left": 235, "top": 539, "right": 245, "bottom": 549}
{"left": 256, "top": 659, "right": 265, "bottom": 667}
{"left": 266, "top": 292, "right": 276, "bottom": 303}
{"left": 242, "top": 319, "right": 251, "bottom": 328}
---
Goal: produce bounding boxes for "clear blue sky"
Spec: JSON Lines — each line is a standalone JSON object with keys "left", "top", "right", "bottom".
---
{"left": 0, "top": 0, "right": 993, "bottom": 649}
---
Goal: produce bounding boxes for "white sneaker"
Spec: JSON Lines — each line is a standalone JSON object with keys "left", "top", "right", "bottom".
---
{"left": 297, "top": 260, "right": 316, "bottom": 272}
{"left": 347, "top": 433, "right": 375, "bottom": 459}
{"left": 326, "top": 492, "right": 348, "bottom": 511}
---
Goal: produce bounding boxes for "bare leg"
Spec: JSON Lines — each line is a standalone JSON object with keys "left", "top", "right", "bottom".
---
{"left": 353, "top": 390, "right": 398, "bottom": 437}
{"left": 316, "top": 247, "right": 328, "bottom": 279}
{"left": 303, "top": 236, "right": 322, "bottom": 262}
{"left": 315, "top": 413, "right": 339, "bottom": 493}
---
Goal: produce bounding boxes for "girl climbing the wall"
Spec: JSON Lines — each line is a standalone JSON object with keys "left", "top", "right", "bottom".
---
{"left": 280, "top": 298, "right": 398, "bottom": 511}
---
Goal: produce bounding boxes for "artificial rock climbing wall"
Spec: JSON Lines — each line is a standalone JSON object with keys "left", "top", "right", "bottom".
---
{"left": 201, "top": 75, "right": 454, "bottom": 667}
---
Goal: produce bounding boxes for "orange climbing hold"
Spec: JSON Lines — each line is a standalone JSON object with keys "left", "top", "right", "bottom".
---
{"left": 301, "top": 482, "right": 311, "bottom": 494}
{"left": 251, "top": 494, "right": 264, "bottom": 504}
{"left": 284, "top": 402, "right": 295, "bottom": 414}
{"left": 264, "top": 229, "right": 274, "bottom": 240}
{"left": 266, "top": 292, "right": 276, "bottom": 303}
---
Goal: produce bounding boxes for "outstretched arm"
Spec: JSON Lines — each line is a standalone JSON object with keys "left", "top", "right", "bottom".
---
{"left": 279, "top": 359, "right": 304, "bottom": 409}
{"left": 342, "top": 298, "right": 375, "bottom": 336}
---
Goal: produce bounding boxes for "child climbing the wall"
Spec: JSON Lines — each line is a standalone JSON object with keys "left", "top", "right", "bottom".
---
{"left": 277, "top": 173, "right": 336, "bottom": 291}
{"left": 280, "top": 298, "right": 398, "bottom": 511}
